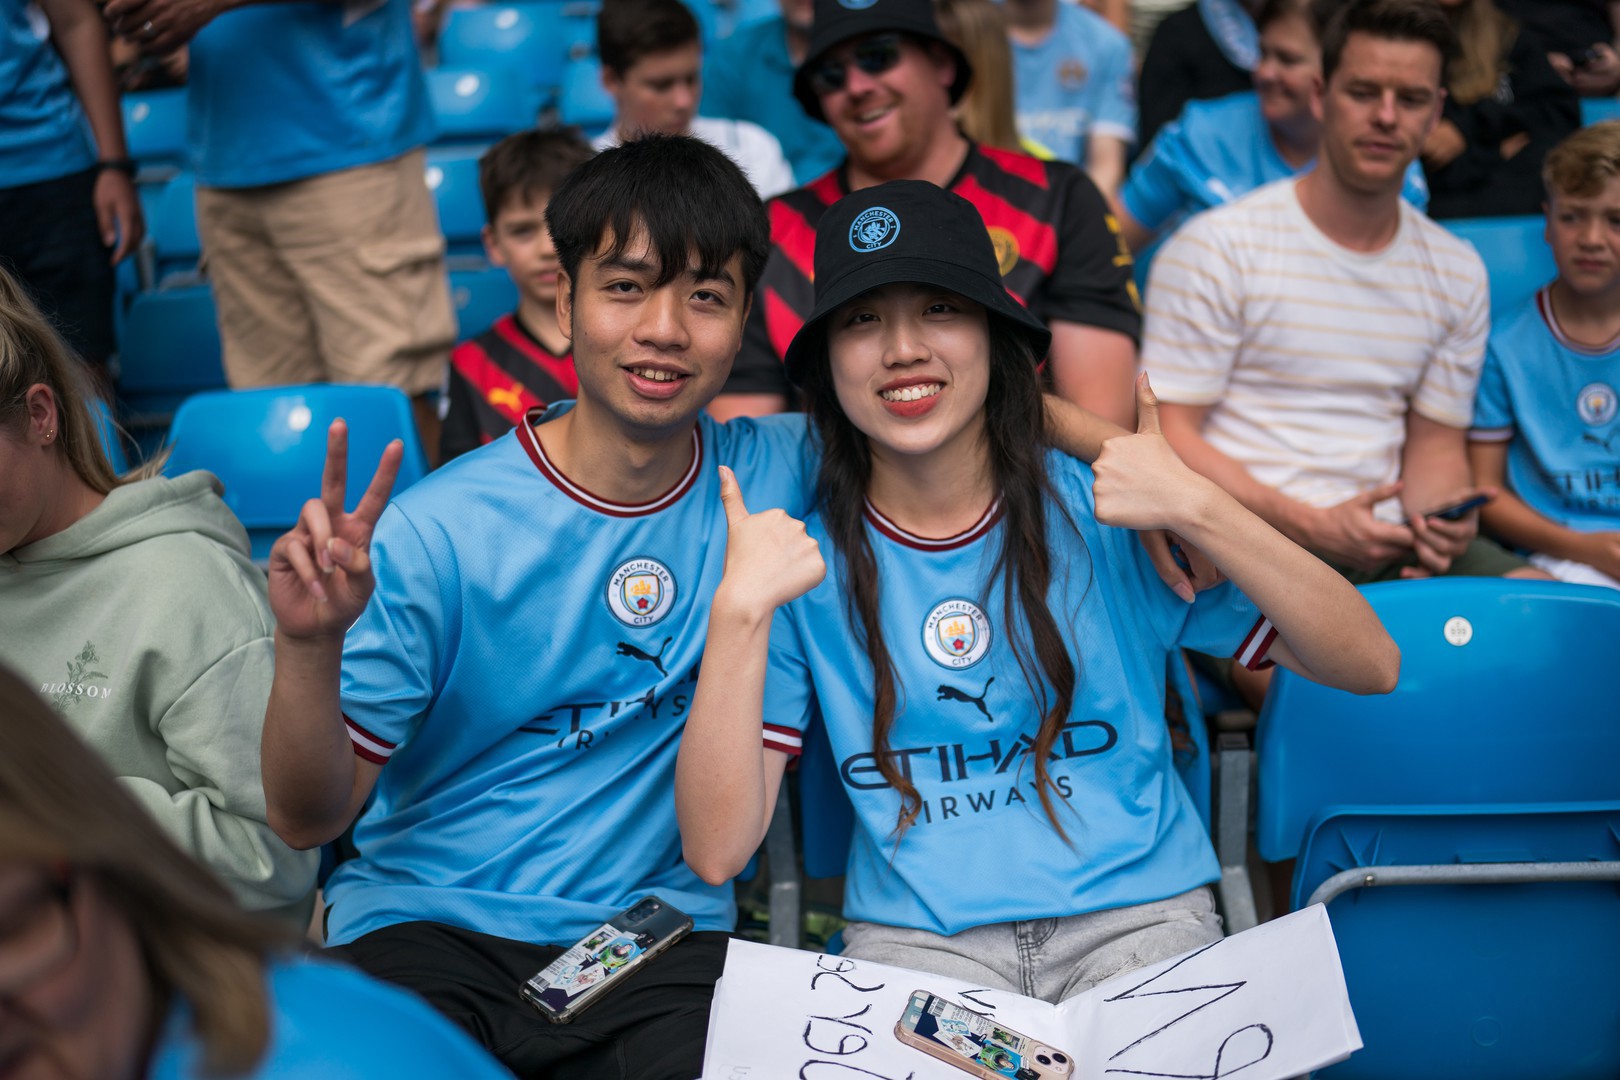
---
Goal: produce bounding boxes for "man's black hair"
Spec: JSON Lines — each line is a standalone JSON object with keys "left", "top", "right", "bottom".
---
{"left": 1319, "top": 0, "right": 1453, "bottom": 86}
{"left": 597, "top": 0, "right": 701, "bottom": 77}
{"left": 545, "top": 134, "right": 770, "bottom": 297}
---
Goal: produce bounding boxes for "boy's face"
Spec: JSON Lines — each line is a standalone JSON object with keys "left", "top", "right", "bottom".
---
{"left": 557, "top": 222, "right": 750, "bottom": 437}
{"left": 1315, "top": 31, "right": 1443, "bottom": 196}
{"left": 1546, "top": 177, "right": 1620, "bottom": 298}
{"left": 483, "top": 192, "right": 560, "bottom": 306}
{"left": 603, "top": 43, "right": 702, "bottom": 138}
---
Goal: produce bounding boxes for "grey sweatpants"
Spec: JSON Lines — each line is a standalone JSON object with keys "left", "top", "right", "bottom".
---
{"left": 839, "top": 886, "right": 1222, "bottom": 1003}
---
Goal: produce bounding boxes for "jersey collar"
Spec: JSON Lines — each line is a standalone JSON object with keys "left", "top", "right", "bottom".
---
{"left": 518, "top": 409, "right": 703, "bottom": 517}
{"left": 1538, "top": 286, "right": 1620, "bottom": 356}
{"left": 864, "top": 497, "right": 1004, "bottom": 551}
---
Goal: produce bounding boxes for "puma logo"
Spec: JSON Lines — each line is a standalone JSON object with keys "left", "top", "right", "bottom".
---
{"left": 1582, "top": 430, "right": 1619, "bottom": 453}
{"left": 488, "top": 383, "right": 526, "bottom": 413}
{"left": 616, "top": 637, "right": 673, "bottom": 677}
{"left": 937, "top": 677, "right": 996, "bottom": 723}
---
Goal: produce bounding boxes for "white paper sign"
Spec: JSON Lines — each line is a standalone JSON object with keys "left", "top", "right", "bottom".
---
{"left": 702, "top": 905, "right": 1360, "bottom": 1080}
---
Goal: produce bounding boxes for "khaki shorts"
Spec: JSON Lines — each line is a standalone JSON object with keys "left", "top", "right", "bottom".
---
{"left": 196, "top": 149, "right": 453, "bottom": 396}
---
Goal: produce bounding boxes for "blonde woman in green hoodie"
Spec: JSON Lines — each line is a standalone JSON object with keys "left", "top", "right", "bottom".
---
{"left": 0, "top": 267, "right": 315, "bottom": 925}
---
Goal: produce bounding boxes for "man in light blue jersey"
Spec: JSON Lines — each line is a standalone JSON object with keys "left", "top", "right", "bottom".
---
{"left": 1469, "top": 123, "right": 1620, "bottom": 588}
{"left": 259, "top": 135, "right": 794, "bottom": 1079}
{"left": 1005, "top": 0, "right": 1137, "bottom": 196}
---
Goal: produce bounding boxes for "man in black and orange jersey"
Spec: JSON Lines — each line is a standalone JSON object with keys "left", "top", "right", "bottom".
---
{"left": 709, "top": 0, "right": 1143, "bottom": 427}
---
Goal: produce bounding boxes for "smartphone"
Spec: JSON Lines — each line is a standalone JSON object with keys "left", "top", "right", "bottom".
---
{"left": 1404, "top": 493, "right": 1492, "bottom": 526}
{"left": 895, "top": 990, "right": 1075, "bottom": 1080}
{"left": 519, "top": 896, "right": 692, "bottom": 1023}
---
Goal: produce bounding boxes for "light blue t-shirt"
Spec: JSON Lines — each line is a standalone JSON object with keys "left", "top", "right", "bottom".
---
{"left": 0, "top": 0, "right": 95, "bottom": 188}
{"left": 328, "top": 407, "right": 814, "bottom": 948}
{"left": 1471, "top": 287, "right": 1620, "bottom": 531}
{"left": 186, "top": 0, "right": 435, "bottom": 188}
{"left": 1121, "top": 91, "right": 1430, "bottom": 236}
{"left": 149, "top": 956, "right": 509, "bottom": 1078}
{"left": 763, "top": 452, "right": 1273, "bottom": 936}
{"left": 1012, "top": 2, "right": 1137, "bottom": 165}
{"left": 702, "top": 15, "right": 846, "bottom": 186}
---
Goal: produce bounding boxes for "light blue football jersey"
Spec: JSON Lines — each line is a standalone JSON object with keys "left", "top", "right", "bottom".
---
{"left": 1120, "top": 91, "right": 1430, "bottom": 235}
{"left": 327, "top": 406, "right": 815, "bottom": 947}
{"left": 763, "top": 452, "right": 1273, "bottom": 936}
{"left": 1011, "top": 3, "right": 1137, "bottom": 165}
{"left": 1471, "top": 288, "right": 1620, "bottom": 532}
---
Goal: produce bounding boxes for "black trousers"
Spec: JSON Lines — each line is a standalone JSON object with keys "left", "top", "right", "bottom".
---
{"left": 0, "top": 168, "right": 116, "bottom": 366}
{"left": 328, "top": 921, "right": 729, "bottom": 1080}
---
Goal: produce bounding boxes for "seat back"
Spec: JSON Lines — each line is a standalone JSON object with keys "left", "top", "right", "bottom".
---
{"left": 116, "top": 285, "right": 226, "bottom": 417}
{"left": 1255, "top": 578, "right": 1620, "bottom": 862}
{"left": 557, "top": 55, "right": 616, "bottom": 135}
{"left": 798, "top": 713, "right": 856, "bottom": 880}
{"left": 425, "top": 147, "right": 488, "bottom": 254}
{"left": 163, "top": 385, "right": 431, "bottom": 559}
{"left": 139, "top": 171, "right": 201, "bottom": 285}
{"left": 426, "top": 66, "right": 538, "bottom": 145}
{"left": 1582, "top": 97, "right": 1620, "bottom": 127}
{"left": 437, "top": 3, "right": 591, "bottom": 92}
{"left": 122, "top": 88, "right": 188, "bottom": 178}
{"left": 449, "top": 265, "right": 520, "bottom": 341}
{"left": 1297, "top": 802, "right": 1620, "bottom": 1080}
{"left": 1443, "top": 216, "right": 1556, "bottom": 319}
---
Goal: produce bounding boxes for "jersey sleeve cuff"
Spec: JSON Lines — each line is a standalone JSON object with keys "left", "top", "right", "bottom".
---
{"left": 1468, "top": 425, "right": 1514, "bottom": 442}
{"left": 1234, "top": 616, "right": 1277, "bottom": 671}
{"left": 344, "top": 714, "right": 398, "bottom": 764}
{"left": 763, "top": 723, "right": 804, "bottom": 756}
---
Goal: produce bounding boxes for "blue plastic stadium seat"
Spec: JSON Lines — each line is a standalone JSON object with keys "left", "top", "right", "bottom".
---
{"left": 437, "top": 2, "right": 594, "bottom": 94}
{"left": 122, "top": 88, "right": 188, "bottom": 178}
{"left": 1581, "top": 97, "right": 1620, "bottom": 127}
{"left": 426, "top": 66, "right": 538, "bottom": 145}
{"left": 425, "top": 147, "right": 488, "bottom": 254}
{"left": 558, "top": 56, "right": 616, "bottom": 135}
{"left": 1442, "top": 215, "right": 1556, "bottom": 319}
{"left": 1297, "top": 803, "right": 1620, "bottom": 1080}
{"left": 91, "top": 396, "right": 130, "bottom": 474}
{"left": 163, "top": 384, "right": 431, "bottom": 561}
{"left": 116, "top": 284, "right": 225, "bottom": 418}
{"left": 449, "top": 265, "right": 519, "bottom": 341}
{"left": 137, "top": 171, "right": 202, "bottom": 287}
{"left": 1255, "top": 579, "right": 1620, "bottom": 1078}
{"left": 1256, "top": 578, "right": 1620, "bottom": 863}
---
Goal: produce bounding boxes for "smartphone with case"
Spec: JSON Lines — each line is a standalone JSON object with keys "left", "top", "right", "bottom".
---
{"left": 895, "top": 990, "right": 1075, "bottom": 1080}
{"left": 519, "top": 896, "right": 692, "bottom": 1023}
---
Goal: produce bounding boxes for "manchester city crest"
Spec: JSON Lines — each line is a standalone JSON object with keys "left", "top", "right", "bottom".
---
{"left": 1577, "top": 381, "right": 1617, "bottom": 427}
{"left": 606, "top": 557, "right": 677, "bottom": 626}
{"left": 922, "top": 598, "right": 992, "bottom": 669}
{"left": 849, "top": 206, "right": 901, "bottom": 252}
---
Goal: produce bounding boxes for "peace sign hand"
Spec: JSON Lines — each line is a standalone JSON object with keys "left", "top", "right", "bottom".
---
{"left": 268, "top": 420, "right": 403, "bottom": 642}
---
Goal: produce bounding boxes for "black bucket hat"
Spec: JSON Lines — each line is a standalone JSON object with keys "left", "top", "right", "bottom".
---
{"left": 792, "top": 0, "right": 974, "bottom": 122}
{"left": 782, "top": 179, "right": 1052, "bottom": 386}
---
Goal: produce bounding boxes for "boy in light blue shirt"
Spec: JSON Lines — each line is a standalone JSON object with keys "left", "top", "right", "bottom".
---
{"left": 1006, "top": 0, "right": 1136, "bottom": 194}
{"left": 1470, "top": 123, "right": 1620, "bottom": 589}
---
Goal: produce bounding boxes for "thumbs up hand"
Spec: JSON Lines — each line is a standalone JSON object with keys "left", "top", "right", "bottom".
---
{"left": 715, "top": 466, "right": 826, "bottom": 620}
{"left": 1093, "top": 375, "right": 1219, "bottom": 535}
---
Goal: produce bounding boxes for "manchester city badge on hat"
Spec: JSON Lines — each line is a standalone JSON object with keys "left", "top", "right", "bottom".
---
{"left": 782, "top": 180, "right": 1052, "bottom": 385}
{"left": 793, "top": 0, "right": 974, "bottom": 122}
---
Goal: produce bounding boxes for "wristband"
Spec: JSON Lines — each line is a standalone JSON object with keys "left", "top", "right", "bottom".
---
{"left": 96, "top": 159, "right": 139, "bottom": 177}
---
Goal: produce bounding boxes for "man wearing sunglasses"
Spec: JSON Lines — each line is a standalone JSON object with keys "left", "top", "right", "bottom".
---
{"left": 709, "top": 0, "right": 1144, "bottom": 431}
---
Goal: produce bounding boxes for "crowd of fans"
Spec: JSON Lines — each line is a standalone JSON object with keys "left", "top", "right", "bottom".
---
{"left": 1, "top": 0, "right": 1618, "bottom": 1075}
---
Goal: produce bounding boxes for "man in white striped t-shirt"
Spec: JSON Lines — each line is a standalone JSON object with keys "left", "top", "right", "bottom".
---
{"left": 1143, "top": 0, "right": 1540, "bottom": 601}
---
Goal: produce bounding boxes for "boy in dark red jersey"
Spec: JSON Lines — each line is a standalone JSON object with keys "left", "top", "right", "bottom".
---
{"left": 440, "top": 129, "right": 595, "bottom": 461}
{"left": 710, "top": 0, "right": 1143, "bottom": 429}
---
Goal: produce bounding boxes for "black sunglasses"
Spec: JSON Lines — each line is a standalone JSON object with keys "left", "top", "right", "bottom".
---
{"left": 809, "top": 33, "right": 906, "bottom": 96}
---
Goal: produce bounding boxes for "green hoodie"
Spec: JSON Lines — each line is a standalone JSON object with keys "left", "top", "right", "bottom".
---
{"left": 0, "top": 471, "right": 316, "bottom": 923}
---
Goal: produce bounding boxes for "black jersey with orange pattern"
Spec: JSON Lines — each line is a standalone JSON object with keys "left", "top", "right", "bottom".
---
{"left": 725, "top": 142, "right": 1141, "bottom": 398}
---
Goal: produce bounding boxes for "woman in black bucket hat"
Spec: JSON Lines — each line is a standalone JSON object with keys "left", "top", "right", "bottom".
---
{"left": 676, "top": 180, "right": 1396, "bottom": 1000}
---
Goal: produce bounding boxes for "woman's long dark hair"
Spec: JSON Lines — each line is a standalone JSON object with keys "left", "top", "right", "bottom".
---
{"left": 801, "top": 314, "right": 1081, "bottom": 840}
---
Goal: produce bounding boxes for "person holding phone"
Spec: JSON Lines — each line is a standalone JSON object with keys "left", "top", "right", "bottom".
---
{"left": 674, "top": 179, "right": 1399, "bottom": 1000}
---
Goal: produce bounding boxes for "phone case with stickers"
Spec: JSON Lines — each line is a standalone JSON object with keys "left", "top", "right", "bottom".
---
{"left": 519, "top": 896, "right": 693, "bottom": 1023}
{"left": 895, "top": 990, "right": 1075, "bottom": 1080}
